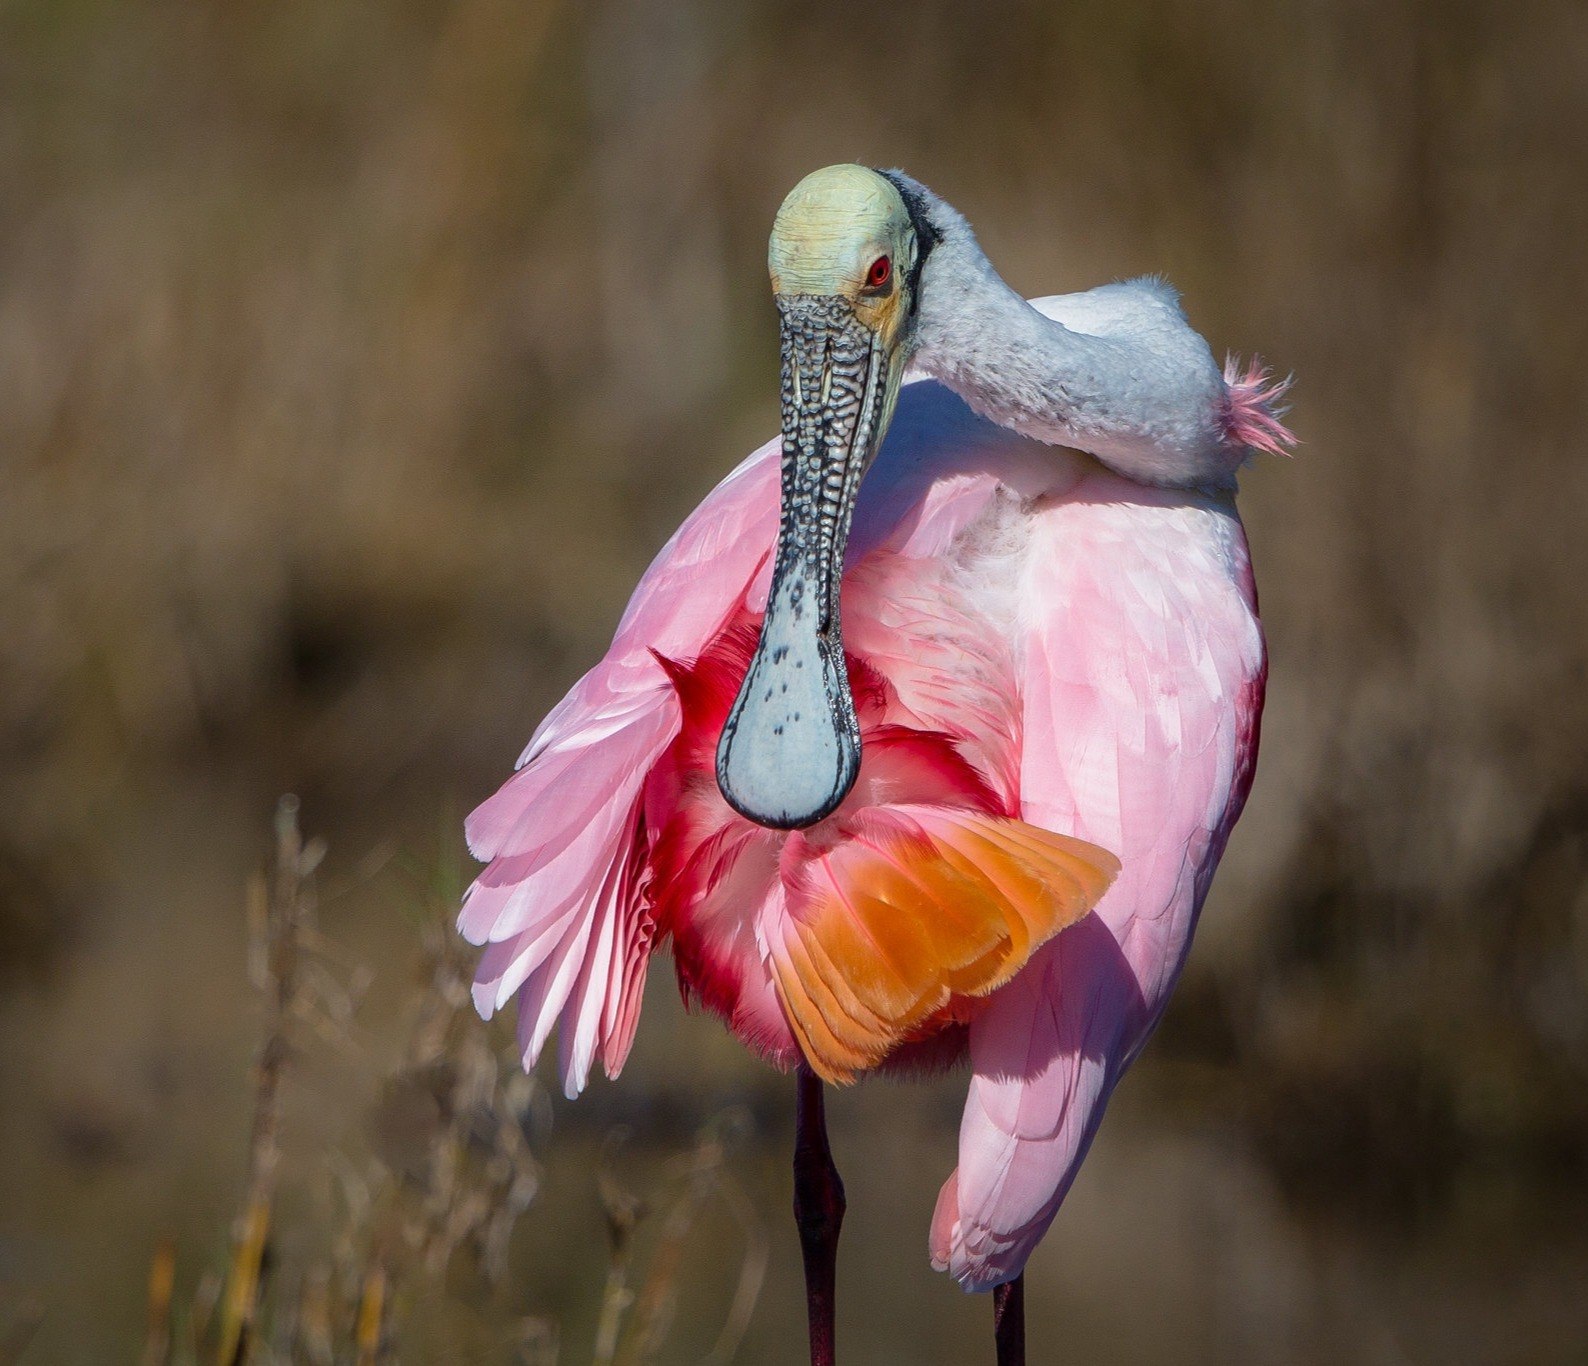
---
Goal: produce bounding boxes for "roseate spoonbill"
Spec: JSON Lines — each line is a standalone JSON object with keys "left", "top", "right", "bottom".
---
{"left": 462, "top": 164, "right": 1292, "bottom": 1364}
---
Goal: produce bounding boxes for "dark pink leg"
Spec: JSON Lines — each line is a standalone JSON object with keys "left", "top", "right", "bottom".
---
{"left": 794, "top": 1065, "right": 845, "bottom": 1366}
{"left": 993, "top": 1275, "right": 1025, "bottom": 1366}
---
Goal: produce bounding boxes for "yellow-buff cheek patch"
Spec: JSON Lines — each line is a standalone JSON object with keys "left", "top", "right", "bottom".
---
{"left": 771, "top": 805, "right": 1119, "bottom": 1083}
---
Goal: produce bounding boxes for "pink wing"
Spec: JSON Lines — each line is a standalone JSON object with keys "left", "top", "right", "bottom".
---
{"left": 461, "top": 440, "right": 780, "bottom": 1098}
{"left": 461, "top": 376, "right": 1023, "bottom": 1100}
{"left": 931, "top": 485, "right": 1266, "bottom": 1290}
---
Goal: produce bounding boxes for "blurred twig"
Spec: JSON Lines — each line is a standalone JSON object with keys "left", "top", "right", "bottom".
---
{"left": 517, "top": 1316, "right": 560, "bottom": 1366}
{"left": 703, "top": 1169, "right": 770, "bottom": 1366}
{"left": 142, "top": 1239, "right": 175, "bottom": 1366}
{"left": 353, "top": 1264, "right": 387, "bottom": 1366}
{"left": 591, "top": 1109, "right": 767, "bottom": 1366}
{"left": 593, "top": 1129, "right": 644, "bottom": 1366}
{"left": 216, "top": 795, "right": 323, "bottom": 1366}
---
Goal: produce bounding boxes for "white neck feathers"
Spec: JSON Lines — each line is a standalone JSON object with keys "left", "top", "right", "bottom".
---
{"left": 903, "top": 186, "right": 1242, "bottom": 490}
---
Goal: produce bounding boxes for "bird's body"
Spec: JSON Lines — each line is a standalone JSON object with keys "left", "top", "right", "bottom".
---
{"left": 466, "top": 294, "right": 1269, "bottom": 1288}
{"left": 463, "top": 167, "right": 1291, "bottom": 1352}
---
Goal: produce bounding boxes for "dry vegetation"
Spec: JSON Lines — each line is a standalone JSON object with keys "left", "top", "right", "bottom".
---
{"left": 126, "top": 798, "right": 763, "bottom": 1365}
{"left": 1, "top": 0, "right": 1586, "bottom": 1360}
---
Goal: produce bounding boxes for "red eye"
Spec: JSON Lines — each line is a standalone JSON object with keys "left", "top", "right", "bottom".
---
{"left": 865, "top": 255, "right": 891, "bottom": 289}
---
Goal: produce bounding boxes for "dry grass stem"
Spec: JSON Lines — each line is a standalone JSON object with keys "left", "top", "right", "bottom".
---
{"left": 142, "top": 1240, "right": 176, "bottom": 1366}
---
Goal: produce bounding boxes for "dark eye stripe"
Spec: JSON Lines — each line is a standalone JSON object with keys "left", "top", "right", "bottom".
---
{"left": 873, "top": 169, "right": 941, "bottom": 317}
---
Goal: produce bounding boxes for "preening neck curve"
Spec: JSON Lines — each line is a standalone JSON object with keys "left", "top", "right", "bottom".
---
{"left": 895, "top": 178, "right": 1242, "bottom": 491}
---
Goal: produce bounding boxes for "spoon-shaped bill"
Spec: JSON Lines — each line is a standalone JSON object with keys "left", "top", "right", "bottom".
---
{"left": 717, "top": 295, "right": 892, "bottom": 829}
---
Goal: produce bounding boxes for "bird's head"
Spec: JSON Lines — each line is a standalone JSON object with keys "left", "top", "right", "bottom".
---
{"left": 716, "top": 165, "right": 939, "bottom": 831}
{"left": 768, "top": 164, "right": 923, "bottom": 352}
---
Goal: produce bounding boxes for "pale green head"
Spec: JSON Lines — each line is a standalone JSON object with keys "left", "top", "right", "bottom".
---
{"left": 768, "top": 164, "right": 920, "bottom": 352}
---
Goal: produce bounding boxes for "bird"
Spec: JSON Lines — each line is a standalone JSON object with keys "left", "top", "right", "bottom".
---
{"left": 460, "top": 163, "right": 1292, "bottom": 1365}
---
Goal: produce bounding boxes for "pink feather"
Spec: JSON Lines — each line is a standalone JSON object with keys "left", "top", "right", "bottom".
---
{"left": 1222, "top": 355, "right": 1297, "bottom": 458}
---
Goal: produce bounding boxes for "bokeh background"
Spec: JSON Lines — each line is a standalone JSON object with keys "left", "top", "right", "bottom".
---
{"left": 3, "top": 0, "right": 1587, "bottom": 1360}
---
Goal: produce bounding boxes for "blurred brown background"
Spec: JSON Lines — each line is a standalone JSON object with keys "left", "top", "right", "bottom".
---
{"left": 3, "top": 0, "right": 1587, "bottom": 1360}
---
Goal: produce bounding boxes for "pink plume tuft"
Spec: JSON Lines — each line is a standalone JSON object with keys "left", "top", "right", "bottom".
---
{"left": 1222, "top": 355, "right": 1296, "bottom": 457}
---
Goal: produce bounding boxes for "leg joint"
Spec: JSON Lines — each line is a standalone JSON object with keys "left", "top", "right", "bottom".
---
{"left": 793, "top": 1154, "right": 846, "bottom": 1241}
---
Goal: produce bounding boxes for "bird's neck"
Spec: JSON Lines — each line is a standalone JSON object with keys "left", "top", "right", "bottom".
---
{"left": 910, "top": 211, "right": 1239, "bottom": 491}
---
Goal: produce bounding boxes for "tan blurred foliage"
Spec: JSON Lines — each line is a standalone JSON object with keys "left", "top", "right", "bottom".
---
{"left": 2, "top": 0, "right": 1587, "bottom": 1360}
